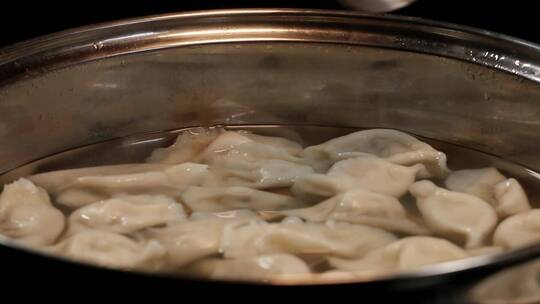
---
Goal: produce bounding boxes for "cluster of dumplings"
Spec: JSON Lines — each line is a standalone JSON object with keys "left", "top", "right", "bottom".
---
{"left": 0, "top": 127, "right": 537, "bottom": 283}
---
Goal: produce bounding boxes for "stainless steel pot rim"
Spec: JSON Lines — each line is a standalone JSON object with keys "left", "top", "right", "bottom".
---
{"left": 1, "top": 9, "right": 540, "bottom": 83}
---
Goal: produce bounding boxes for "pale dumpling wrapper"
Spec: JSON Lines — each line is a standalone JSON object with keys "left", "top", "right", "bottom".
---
{"left": 51, "top": 230, "right": 166, "bottom": 270}
{"left": 47, "top": 162, "right": 208, "bottom": 208}
{"left": 29, "top": 163, "right": 169, "bottom": 193}
{"left": 292, "top": 156, "right": 424, "bottom": 200}
{"left": 222, "top": 220, "right": 397, "bottom": 259}
{"left": 67, "top": 194, "right": 186, "bottom": 235}
{"left": 180, "top": 186, "right": 305, "bottom": 212}
{"left": 328, "top": 236, "right": 466, "bottom": 274}
{"left": 0, "top": 178, "right": 65, "bottom": 246}
{"left": 184, "top": 254, "right": 311, "bottom": 281}
{"left": 200, "top": 131, "right": 303, "bottom": 164}
{"left": 493, "top": 209, "right": 540, "bottom": 249}
{"left": 267, "top": 189, "right": 428, "bottom": 235}
{"left": 445, "top": 168, "right": 530, "bottom": 218}
{"left": 190, "top": 209, "right": 260, "bottom": 221}
{"left": 410, "top": 180, "right": 497, "bottom": 248}
{"left": 204, "top": 158, "right": 314, "bottom": 189}
{"left": 142, "top": 217, "right": 253, "bottom": 267}
{"left": 303, "top": 128, "right": 449, "bottom": 177}
{"left": 493, "top": 178, "right": 531, "bottom": 219}
{"left": 147, "top": 127, "right": 223, "bottom": 164}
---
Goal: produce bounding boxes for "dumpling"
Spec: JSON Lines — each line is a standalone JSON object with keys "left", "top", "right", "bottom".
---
{"left": 147, "top": 127, "right": 223, "bottom": 164}
{"left": 180, "top": 186, "right": 305, "bottom": 212}
{"left": 409, "top": 180, "right": 497, "bottom": 248}
{"left": 44, "top": 163, "right": 208, "bottom": 208}
{"left": 184, "top": 254, "right": 311, "bottom": 281}
{"left": 240, "top": 131, "right": 303, "bottom": 156}
{"left": 142, "top": 218, "right": 238, "bottom": 267}
{"left": 265, "top": 189, "right": 428, "bottom": 235}
{"left": 204, "top": 158, "right": 314, "bottom": 189}
{"left": 493, "top": 178, "right": 531, "bottom": 219}
{"left": 0, "top": 178, "right": 65, "bottom": 246}
{"left": 445, "top": 168, "right": 506, "bottom": 201}
{"left": 51, "top": 230, "right": 165, "bottom": 270}
{"left": 67, "top": 194, "right": 186, "bottom": 235}
{"left": 222, "top": 220, "right": 396, "bottom": 259}
{"left": 190, "top": 209, "right": 260, "bottom": 221}
{"left": 29, "top": 163, "right": 169, "bottom": 192}
{"left": 292, "top": 156, "right": 425, "bottom": 200}
{"left": 200, "top": 131, "right": 303, "bottom": 164}
{"left": 466, "top": 246, "right": 504, "bottom": 257}
{"left": 445, "top": 168, "right": 530, "bottom": 218}
{"left": 303, "top": 129, "right": 449, "bottom": 177}
{"left": 493, "top": 210, "right": 540, "bottom": 248}
{"left": 329, "top": 236, "right": 466, "bottom": 274}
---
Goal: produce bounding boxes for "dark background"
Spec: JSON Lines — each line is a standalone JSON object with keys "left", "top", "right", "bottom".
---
{"left": 0, "top": 1, "right": 538, "bottom": 47}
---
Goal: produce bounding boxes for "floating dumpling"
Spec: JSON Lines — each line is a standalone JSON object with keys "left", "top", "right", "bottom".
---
{"left": 410, "top": 180, "right": 497, "bottom": 248}
{"left": 200, "top": 131, "right": 303, "bottom": 164}
{"left": 184, "top": 254, "right": 311, "bottom": 281}
{"left": 0, "top": 178, "right": 65, "bottom": 246}
{"left": 190, "top": 209, "right": 260, "bottom": 221}
{"left": 329, "top": 236, "right": 466, "bottom": 274}
{"left": 204, "top": 158, "right": 314, "bottom": 189}
{"left": 493, "top": 178, "right": 531, "bottom": 219}
{"left": 147, "top": 127, "right": 223, "bottom": 164}
{"left": 40, "top": 163, "right": 208, "bottom": 208}
{"left": 303, "top": 129, "right": 449, "bottom": 177}
{"left": 493, "top": 210, "right": 540, "bottom": 248}
{"left": 445, "top": 168, "right": 530, "bottom": 218}
{"left": 68, "top": 194, "right": 186, "bottom": 235}
{"left": 51, "top": 230, "right": 166, "bottom": 270}
{"left": 29, "top": 163, "right": 169, "bottom": 193}
{"left": 180, "top": 186, "right": 305, "bottom": 212}
{"left": 142, "top": 218, "right": 244, "bottom": 267}
{"left": 467, "top": 246, "right": 504, "bottom": 257}
{"left": 265, "top": 189, "right": 428, "bottom": 235}
{"left": 222, "top": 220, "right": 396, "bottom": 259}
{"left": 292, "top": 156, "right": 424, "bottom": 200}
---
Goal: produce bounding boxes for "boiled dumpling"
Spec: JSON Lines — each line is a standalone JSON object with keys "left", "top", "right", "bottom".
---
{"left": 45, "top": 163, "right": 208, "bottom": 208}
{"left": 184, "top": 254, "right": 311, "bottom": 281}
{"left": 190, "top": 209, "right": 260, "bottom": 221}
{"left": 0, "top": 178, "right": 65, "bottom": 246}
{"left": 200, "top": 131, "right": 303, "bottom": 164}
{"left": 466, "top": 246, "right": 504, "bottom": 257}
{"left": 147, "top": 127, "right": 223, "bottom": 164}
{"left": 445, "top": 168, "right": 530, "bottom": 218}
{"left": 67, "top": 194, "right": 186, "bottom": 235}
{"left": 266, "top": 189, "right": 428, "bottom": 235}
{"left": 409, "top": 180, "right": 497, "bottom": 248}
{"left": 329, "top": 236, "right": 466, "bottom": 274}
{"left": 180, "top": 186, "right": 305, "bottom": 212}
{"left": 204, "top": 158, "right": 314, "bottom": 189}
{"left": 29, "top": 163, "right": 169, "bottom": 192}
{"left": 493, "top": 210, "right": 540, "bottom": 248}
{"left": 240, "top": 131, "right": 303, "bottom": 156}
{"left": 292, "top": 156, "right": 425, "bottom": 200}
{"left": 51, "top": 230, "right": 165, "bottom": 270}
{"left": 222, "top": 220, "right": 396, "bottom": 259}
{"left": 493, "top": 178, "right": 531, "bottom": 219}
{"left": 142, "top": 218, "right": 245, "bottom": 267}
{"left": 445, "top": 168, "right": 506, "bottom": 201}
{"left": 303, "top": 129, "right": 449, "bottom": 177}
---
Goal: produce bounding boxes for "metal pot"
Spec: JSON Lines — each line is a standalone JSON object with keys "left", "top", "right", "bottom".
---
{"left": 1, "top": 9, "right": 540, "bottom": 302}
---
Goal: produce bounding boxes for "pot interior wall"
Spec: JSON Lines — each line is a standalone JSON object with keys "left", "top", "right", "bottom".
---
{"left": 0, "top": 42, "right": 539, "bottom": 175}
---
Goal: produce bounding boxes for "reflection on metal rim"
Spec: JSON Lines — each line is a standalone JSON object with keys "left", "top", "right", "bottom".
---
{"left": 1, "top": 9, "right": 540, "bottom": 85}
